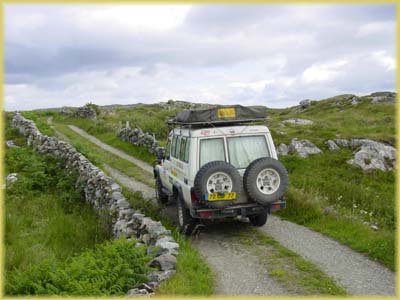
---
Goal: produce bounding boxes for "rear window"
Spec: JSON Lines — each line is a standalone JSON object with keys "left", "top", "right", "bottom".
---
{"left": 227, "top": 135, "right": 269, "bottom": 169}
{"left": 200, "top": 138, "right": 225, "bottom": 167}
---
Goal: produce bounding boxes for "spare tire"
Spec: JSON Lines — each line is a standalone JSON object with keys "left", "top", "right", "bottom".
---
{"left": 243, "top": 157, "right": 288, "bottom": 206}
{"left": 194, "top": 161, "right": 242, "bottom": 208}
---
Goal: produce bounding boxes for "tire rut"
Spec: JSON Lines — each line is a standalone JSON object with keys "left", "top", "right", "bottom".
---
{"left": 65, "top": 125, "right": 396, "bottom": 296}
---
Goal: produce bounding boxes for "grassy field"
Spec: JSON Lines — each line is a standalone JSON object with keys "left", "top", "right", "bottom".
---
{"left": 21, "top": 94, "right": 396, "bottom": 270}
{"left": 4, "top": 118, "right": 153, "bottom": 296}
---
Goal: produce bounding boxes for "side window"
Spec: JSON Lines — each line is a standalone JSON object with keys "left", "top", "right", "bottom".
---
{"left": 173, "top": 136, "right": 182, "bottom": 158}
{"left": 180, "top": 137, "right": 187, "bottom": 161}
{"left": 171, "top": 135, "right": 177, "bottom": 158}
{"left": 184, "top": 138, "right": 191, "bottom": 163}
{"left": 165, "top": 136, "right": 172, "bottom": 158}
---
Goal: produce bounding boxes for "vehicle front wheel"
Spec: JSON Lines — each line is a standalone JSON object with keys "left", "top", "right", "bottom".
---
{"left": 177, "top": 193, "right": 197, "bottom": 235}
{"left": 248, "top": 210, "right": 268, "bottom": 227}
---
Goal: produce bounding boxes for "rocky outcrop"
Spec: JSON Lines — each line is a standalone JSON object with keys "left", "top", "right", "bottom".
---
{"left": 277, "top": 139, "right": 322, "bottom": 158}
{"left": 283, "top": 118, "right": 314, "bottom": 125}
{"left": 288, "top": 138, "right": 322, "bottom": 158}
{"left": 118, "top": 125, "right": 162, "bottom": 156}
{"left": 12, "top": 113, "right": 178, "bottom": 295}
{"left": 366, "top": 92, "right": 396, "bottom": 104}
{"left": 74, "top": 104, "right": 97, "bottom": 119}
{"left": 332, "top": 138, "right": 396, "bottom": 172}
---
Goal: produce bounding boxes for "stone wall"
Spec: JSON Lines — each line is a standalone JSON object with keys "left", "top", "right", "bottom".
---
{"left": 12, "top": 113, "right": 178, "bottom": 296}
{"left": 117, "top": 124, "right": 162, "bottom": 156}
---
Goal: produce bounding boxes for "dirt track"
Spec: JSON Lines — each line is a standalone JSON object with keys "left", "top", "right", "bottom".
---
{"left": 63, "top": 125, "right": 396, "bottom": 296}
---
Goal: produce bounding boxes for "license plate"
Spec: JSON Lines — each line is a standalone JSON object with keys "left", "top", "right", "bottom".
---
{"left": 206, "top": 192, "right": 236, "bottom": 201}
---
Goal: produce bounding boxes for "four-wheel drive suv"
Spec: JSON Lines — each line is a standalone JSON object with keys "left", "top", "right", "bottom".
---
{"left": 154, "top": 105, "right": 288, "bottom": 234}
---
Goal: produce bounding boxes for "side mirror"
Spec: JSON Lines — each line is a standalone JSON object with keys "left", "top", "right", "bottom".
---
{"left": 157, "top": 147, "right": 166, "bottom": 162}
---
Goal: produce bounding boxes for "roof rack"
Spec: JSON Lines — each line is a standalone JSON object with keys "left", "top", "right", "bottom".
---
{"left": 167, "top": 105, "right": 267, "bottom": 127}
{"left": 167, "top": 117, "right": 267, "bottom": 127}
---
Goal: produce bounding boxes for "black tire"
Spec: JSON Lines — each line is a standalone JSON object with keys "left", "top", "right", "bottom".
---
{"left": 248, "top": 210, "right": 268, "bottom": 227}
{"left": 155, "top": 176, "right": 168, "bottom": 205}
{"left": 194, "top": 161, "right": 242, "bottom": 208}
{"left": 177, "top": 192, "right": 197, "bottom": 235}
{"left": 243, "top": 157, "right": 288, "bottom": 206}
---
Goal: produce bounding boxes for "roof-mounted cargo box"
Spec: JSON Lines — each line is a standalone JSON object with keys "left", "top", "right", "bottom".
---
{"left": 167, "top": 105, "right": 267, "bottom": 126}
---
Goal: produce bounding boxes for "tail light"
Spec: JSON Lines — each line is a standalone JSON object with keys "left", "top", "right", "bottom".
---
{"left": 191, "top": 190, "right": 199, "bottom": 204}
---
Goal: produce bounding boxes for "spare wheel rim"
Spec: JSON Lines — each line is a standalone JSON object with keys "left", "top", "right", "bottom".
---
{"left": 206, "top": 172, "right": 233, "bottom": 194}
{"left": 256, "top": 168, "right": 280, "bottom": 195}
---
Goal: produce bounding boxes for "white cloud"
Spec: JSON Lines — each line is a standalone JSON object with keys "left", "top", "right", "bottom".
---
{"left": 302, "top": 60, "right": 348, "bottom": 83}
{"left": 371, "top": 51, "right": 395, "bottom": 71}
{"left": 4, "top": 4, "right": 396, "bottom": 110}
{"left": 75, "top": 5, "right": 191, "bottom": 32}
{"left": 230, "top": 79, "right": 274, "bottom": 92}
{"left": 357, "top": 21, "right": 394, "bottom": 36}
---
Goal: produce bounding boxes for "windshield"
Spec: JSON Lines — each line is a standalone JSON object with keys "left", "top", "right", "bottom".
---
{"left": 227, "top": 135, "right": 269, "bottom": 169}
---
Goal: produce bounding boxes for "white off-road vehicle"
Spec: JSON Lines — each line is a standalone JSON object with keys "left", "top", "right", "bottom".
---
{"left": 154, "top": 105, "right": 288, "bottom": 234}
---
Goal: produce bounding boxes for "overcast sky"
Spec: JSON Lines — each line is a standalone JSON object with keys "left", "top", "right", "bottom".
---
{"left": 5, "top": 4, "right": 396, "bottom": 111}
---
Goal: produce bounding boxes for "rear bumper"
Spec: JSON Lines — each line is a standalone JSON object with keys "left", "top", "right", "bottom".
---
{"left": 190, "top": 200, "right": 286, "bottom": 219}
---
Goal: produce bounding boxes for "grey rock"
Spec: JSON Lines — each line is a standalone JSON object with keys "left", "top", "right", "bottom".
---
{"left": 334, "top": 139, "right": 350, "bottom": 147}
{"left": 6, "top": 140, "right": 19, "bottom": 148}
{"left": 341, "top": 139, "right": 396, "bottom": 172}
{"left": 325, "top": 140, "right": 340, "bottom": 151}
{"left": 276, "top": 144, "right": 289, "bottom": 156}
{"left": 367, "top": 92, "right": 396, "bottom": 104}
{"left": 126, "top": 288, "right": 153, "bottom": 296}
{"left": 149, "top": 253, "right": 177, "bottom": 271}
{"left": 288, "top": 138, "right": 322, "bottom": 158}
{"left": 283, "top": 118, "right": 314, "bottom": 125}
{"left": 6, "top": 173, "right": 18, "bottom": 184}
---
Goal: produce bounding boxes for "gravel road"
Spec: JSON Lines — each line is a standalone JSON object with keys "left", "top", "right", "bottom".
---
{"left": 261, "top": 216, "right": 396, "bottom": 295}
{"left": 68, "top": 125, "right": 153, "bottom": 174}
{"left": 103, "top": 164, "right": 156, "bottom": 200}
{"left": 68, "top": 125, "right": 396, "bottom": 296}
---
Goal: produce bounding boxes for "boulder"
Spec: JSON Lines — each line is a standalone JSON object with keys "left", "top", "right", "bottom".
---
{"left": 288, "top": 138, "right": 322, "bottom": 158}
{"left": 149, "top": 253, "right": 177, "bottom": 271}
{"left": 6, "top": 140, "right": 19, "bottom": 148}
{"left": 325, "top": 140, "right": 340, "bottom": 151}
{"left": 347, "top": 139, "right": 395, "bottom": 171}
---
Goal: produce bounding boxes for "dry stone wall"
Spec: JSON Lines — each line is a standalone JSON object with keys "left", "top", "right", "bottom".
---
{"left": 118, "top": 124, "right": 162, "bottom": 156}
{"left": 12, "top": 113, "right": 178, "bottom": 296}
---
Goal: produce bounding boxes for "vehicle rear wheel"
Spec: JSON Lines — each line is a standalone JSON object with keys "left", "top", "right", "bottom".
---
{"left": 177, "top": 192, "right": 197, "bottom": 235}
{"left": 248, "top": 210, "right": 268, "bottom": 227}
{"left": 155, "top": 176, "right": 168, "bottom": 205}
{"left": 244, "top": 157, "right": 289, "bottom": 206}
{"left": 194, "top": 161, "right": 242, "bottom": 208}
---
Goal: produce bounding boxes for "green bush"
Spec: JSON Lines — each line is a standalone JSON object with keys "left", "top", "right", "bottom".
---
{"left": 6, "top": 239, "right": 151, "bottom": 296}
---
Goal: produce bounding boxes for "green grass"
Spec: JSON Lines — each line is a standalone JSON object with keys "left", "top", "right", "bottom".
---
{"left": 52, "top": 123, "right": 155, "bottom": 188}
{"left": 221, "top": 223, "right": 346, "bottom": 295}
{"left": 6, "top": 238, "right": 151, "bottom": 296}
